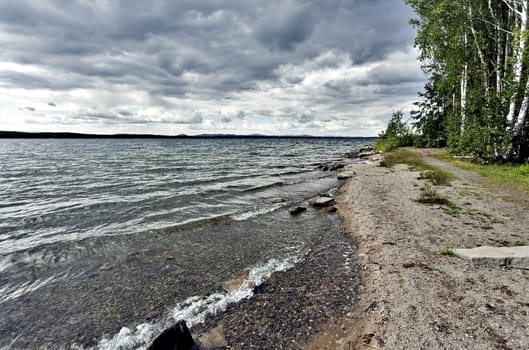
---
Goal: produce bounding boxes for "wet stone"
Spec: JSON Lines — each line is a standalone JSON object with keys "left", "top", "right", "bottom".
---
{"left": 288, "top": 206, "right": 307, "bottom": 215}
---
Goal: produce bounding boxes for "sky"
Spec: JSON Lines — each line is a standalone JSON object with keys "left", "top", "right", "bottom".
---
{"left": 0, "top": 0, "right": 425, "bottom": 136}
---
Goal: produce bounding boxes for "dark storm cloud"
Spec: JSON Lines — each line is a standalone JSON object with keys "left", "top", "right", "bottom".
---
{"left": 35, "top": 110, "right": 205, "bottom": 125}
{"left": 0, "top": 1, "right": 415, "bottom": 84}
{"left": 254, "top": 3, "right": 316, "bottom": 51}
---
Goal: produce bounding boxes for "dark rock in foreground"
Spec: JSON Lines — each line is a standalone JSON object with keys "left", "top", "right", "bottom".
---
{"left": 148, "top": 320, "right": 199, "bottom": 350}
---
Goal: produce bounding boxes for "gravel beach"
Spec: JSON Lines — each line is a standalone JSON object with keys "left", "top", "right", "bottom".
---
{"left": 306, "top": 152, "right": 529, "bottom": 349}
{"left": 191, "top": 211, "right": 359, "bottom": 350}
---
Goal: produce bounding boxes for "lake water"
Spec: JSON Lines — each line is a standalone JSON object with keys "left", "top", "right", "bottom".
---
{"left": 0, "top": 138, "right": 371, "bottom": 349}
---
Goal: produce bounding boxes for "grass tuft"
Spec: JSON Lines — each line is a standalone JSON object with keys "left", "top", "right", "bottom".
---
{"left": 416, "top": 184, "right": 461, "bottom": 216}
{"left": 439, "top": 247, "right": 457, "bottom": 256}
{"left": 380, "top": 149, "right": 455, "bottom": 185}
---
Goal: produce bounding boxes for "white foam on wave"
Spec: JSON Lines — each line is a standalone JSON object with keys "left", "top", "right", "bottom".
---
{"left": 93, "top": 255, "right": 301, "bottom": 350}
{"left": 230, "top": 203, "right": 285, "bottom": 221}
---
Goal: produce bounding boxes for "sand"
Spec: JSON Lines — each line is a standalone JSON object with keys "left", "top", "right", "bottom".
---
{"left": 305, "top": 152, "right": 529, "bottom": 349}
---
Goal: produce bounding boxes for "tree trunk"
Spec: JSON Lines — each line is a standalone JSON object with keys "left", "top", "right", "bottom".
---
{"left": 505, "top": 1, "right": 527, "bottom": 128}
{"left": 512, "top": 1, "right": 528, "bottom": 136}
{"left": 513, "top": 77, "right": 529, "bottom": 137}
{"left": 460, "top": 28, "right": 469, "bottom": 136}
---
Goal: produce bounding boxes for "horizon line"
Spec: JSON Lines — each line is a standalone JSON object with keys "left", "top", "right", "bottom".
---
{"left": 0, "top": 130, "right": 378, "bottom": 139}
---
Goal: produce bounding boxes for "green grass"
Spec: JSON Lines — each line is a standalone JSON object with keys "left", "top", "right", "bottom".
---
{"left": 432, "top": 151, "right": 529, "bottom": 194}
{"left": 416, "top": 183, "right": 461, "bottom": 216}
{"left": 439, "top": 247, "right": 457, "bottom": 256}
{"left": 380, "top": 149, "right": 455, "bottom": 185}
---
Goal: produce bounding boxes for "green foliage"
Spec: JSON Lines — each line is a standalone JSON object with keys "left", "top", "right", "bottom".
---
{"left": 405, "top": 0, "right": 529, "bottom": 163}
{"left": 411, "top": 80, "right": 447, "bottom": 148}
{"left": 384, "top": 110, "right": 408, "bottom": 138}
{"left": 376, "top": 110, "right": 416, "bottom": 152}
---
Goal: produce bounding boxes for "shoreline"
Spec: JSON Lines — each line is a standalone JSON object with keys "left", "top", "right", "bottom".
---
{"left": 306, "top": 153, "right": 529, "bottom": 349}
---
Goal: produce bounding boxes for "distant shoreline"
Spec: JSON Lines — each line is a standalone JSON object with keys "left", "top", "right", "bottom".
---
{"left": 0, "top": 131, "right": 377, "bottom": 140}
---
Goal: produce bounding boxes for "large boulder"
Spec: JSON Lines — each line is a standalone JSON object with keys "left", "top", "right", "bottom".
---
{"left": 147, "top": 320, "right": 199, "bottom": 350}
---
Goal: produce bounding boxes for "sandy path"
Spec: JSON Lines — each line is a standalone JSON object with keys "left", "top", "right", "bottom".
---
{"left": 305, "top": 155, "right": 529, "bottom": 349}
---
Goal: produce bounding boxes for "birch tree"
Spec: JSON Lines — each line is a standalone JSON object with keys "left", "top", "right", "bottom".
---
{"left": 406, "top": 0, "right": 529, "bottom": 161}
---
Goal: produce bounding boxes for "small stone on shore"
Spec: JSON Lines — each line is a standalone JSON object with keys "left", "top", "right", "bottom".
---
{"left": 337, "top": 171, "right": 356, "bottom": 180}
{"left": 309, "top": 196, "right": 336, "bottom": 208}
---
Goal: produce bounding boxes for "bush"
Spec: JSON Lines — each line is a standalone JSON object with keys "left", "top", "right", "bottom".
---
{"left": 376, "top": 110, "right": 417, "bottom": 152}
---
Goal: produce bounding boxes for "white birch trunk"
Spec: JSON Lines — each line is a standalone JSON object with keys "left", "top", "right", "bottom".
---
{"left": 460, "top": 64, "right": 468, "bottom": 135}
{"left": 512, "top": 1, "right": 528, "bottom": 136}
{"left": 497, "top": 34, "right": 503, "bottom": 94}
{"left": 460, "top": 29, "right": 468, "bottom": 136}
{"left": 513, "top": 77, "right": 529, "bottom": 136}
{"left": 506, "top": 1, "right": 527, "bottom": 127}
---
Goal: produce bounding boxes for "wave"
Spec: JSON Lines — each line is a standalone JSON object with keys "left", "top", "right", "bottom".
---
{"left": 94, "top": 255, "right": 302, "bottom": 350}
{"left": 0, "top": 269, "right": 73, "bottom": 304}
{"left": 230, "top": 203, "right": 286, "bottom": 221}
{"left": 240, "top": 181, "right": 284, "bottom": 193}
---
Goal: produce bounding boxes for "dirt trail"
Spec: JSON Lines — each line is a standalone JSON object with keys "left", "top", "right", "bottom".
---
{"left": 414, "top": 148, "right": 529, "bottom": 208}
{"left": 305, "top": 154, "right": 529, "bottom": 350}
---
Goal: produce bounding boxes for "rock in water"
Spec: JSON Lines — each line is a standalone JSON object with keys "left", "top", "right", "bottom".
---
{"left": 288, "top": 206, "right": 306, "bottom": 215}
{"left": 319, "top": 206, "right": 337, "bottom": 213}
{"left": 147, "top": 320, "right": 199, "bottom": 350}
{"left": 309, "top": 196, "right": 336, "bottom": 208}
{"left": 223, "top": 272, "right": 254, "bottom": 293}
{"left": 264, "top": 197, "right": 286, "bottom": 204}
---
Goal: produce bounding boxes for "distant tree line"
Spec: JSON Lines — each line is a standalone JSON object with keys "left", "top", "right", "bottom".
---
{"left": 402, "top": 0, "right": 529, "bottom": 162}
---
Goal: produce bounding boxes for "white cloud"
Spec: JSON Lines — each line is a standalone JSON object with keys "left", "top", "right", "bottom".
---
{"left": 0, "top": 0, "right": 424, "bottom": 136}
